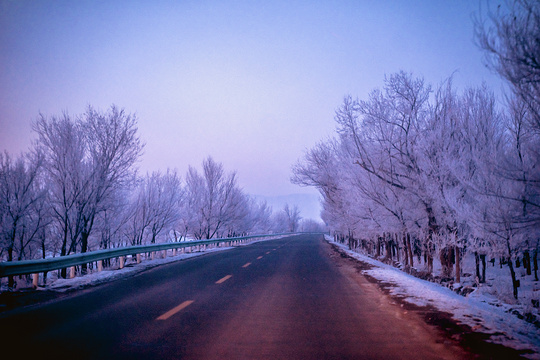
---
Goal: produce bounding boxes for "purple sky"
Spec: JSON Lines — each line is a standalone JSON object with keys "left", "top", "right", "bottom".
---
{"left": 0, "top": 0, "right": 504, "bottom": 198}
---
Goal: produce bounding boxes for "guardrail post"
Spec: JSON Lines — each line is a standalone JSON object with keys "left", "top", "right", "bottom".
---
{"left": 32, "top": 273, "right": 39, "bottom": 289}
{"left": 151, "top": 252, "right": 155, "bottom": 260}
{"left": 70, "top": 266, "right": 76, "bottom": 279}
{"left": 97, "top": 260, "right": 103, "bottom": 272}
{"left": 119, "top": 256, "right": 125, "bottom": 269}
{"left": 162, "top": 250, "right": 167, "bottom": 259}
{"left": 173, "top": 248, "right": 177, "bottom": 256}
{"left": 136, "top": 254, "right": 141, "bottom": 264}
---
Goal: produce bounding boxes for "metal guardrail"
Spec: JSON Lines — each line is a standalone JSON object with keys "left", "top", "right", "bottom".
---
{"left": 0, "top": 233, "right": 292, "bottom": 278}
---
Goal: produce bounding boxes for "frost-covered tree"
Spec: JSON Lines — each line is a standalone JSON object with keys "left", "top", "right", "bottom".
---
{"left": 330, "top": 73, "right": 440, "bottom": 271}
{"left": 475, "top": 0, "right": 540, "bottom": 297}
{"left": 476, "top": 0, "right": 540, "bottom": 126}
{"left": 294, "top": 69, "right": 539, "bottom": 298}
{"left": 184, "top": 157, "right": 249, "bottom": 239}
{"left": 247, "top": 199, "right": 274, "bottom": 234}
{"left": 123, "top": 169, "right": 183, "bottom": 245}
{"left": 33, "top": 106, "right": 143, "bottom": 274}
{"left": 0, "top": 150, "right": 48, "bottom": 288}
{"left": 78, "top": 106, "right": 143, "bottom": 253}
{"left": 33, "top": 112, "right": 86, "bottom": 260}
{"left": 292, "top": 141, "right": 355, "bottom": 236}
{"left": 0, "top": 151, "right": 43, "bottom": 260}
{"left": 283, "top": 203, "right": 302, "bottom": 232}
{"left": 272, "top": 203, "right": 301, "bottom": 233}
{"left": 300, "top": 218, "right": 326, "bottom": 233}
{"left": 94, "top": 190, "right": 132, "bottom": 249}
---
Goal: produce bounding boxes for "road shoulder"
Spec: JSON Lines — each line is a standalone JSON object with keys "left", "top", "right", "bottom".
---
{"left": 325, "top": 239, "right": 534, "bottom": 359}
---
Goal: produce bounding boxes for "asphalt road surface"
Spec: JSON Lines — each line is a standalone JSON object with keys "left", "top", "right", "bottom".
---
{"left": 0, "top": 234, "right": 471, "bottom": 359}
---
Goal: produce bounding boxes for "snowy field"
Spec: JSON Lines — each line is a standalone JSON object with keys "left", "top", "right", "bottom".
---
{"left": 326, "top": 235, "right": 540, "bottom": 358}
{"left": 0, "top": 235, "right": 287, "bottom": 293}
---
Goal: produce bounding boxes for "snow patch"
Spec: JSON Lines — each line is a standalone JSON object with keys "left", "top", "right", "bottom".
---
{"left": 327, "top": 235, "right": 540, "bottom": 358}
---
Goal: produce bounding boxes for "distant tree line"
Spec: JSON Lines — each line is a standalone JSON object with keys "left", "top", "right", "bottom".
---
{"left": 0, "top": 105, "right": 310, "bottom": 287}
{"left": 292, "top": 0, "right": 539, "bottom": 299}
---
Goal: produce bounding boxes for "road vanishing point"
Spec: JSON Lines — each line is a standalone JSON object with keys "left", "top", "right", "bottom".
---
{"left": 1, "top": 234, "right": 477, "bottom": 359}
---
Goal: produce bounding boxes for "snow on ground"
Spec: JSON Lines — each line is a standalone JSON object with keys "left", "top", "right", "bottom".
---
{"left": 1, "top": 235, "right": 287, "bottom": 293}
{"left": 326, "top": 235, "right": 540, "bottom": 359}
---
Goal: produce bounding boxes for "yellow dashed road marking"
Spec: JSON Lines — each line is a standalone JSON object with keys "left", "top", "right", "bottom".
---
{"left": 215, "top": 275, "right": 232, "bottom": 284}
{"left": 257, "top": 256, "right": 263, "bottom": 260}
{"left": 242, "top": 262, "right": 251, "bottom": 268}
{"left": 156, "top": 300, "right": 194, "bottom": 321}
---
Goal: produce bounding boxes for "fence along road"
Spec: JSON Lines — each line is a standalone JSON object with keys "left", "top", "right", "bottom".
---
{"left": 0, "top": 234, "right": 472, "bottom": 359}
{"left": 0, "top": 233, "right": 289, "bottom": 287}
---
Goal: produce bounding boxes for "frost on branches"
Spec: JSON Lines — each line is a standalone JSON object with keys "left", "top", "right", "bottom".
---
{"left": 293, "top": 0, "right": 540, "bottom": 302}
{"left": 293, "top": 71, "right": 539, "bottom": 301}
{"left": 0, "top": 111, "right": 278, "bottom": 287}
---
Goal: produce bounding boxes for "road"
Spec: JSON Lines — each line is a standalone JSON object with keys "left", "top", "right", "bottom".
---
{"left": 0, "top": 234, "right": 471, "bottom": 359}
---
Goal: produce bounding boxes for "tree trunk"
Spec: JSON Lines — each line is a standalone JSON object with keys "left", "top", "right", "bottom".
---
{"left": 60, "top": 227, "right": 68, "bottom": 279}
{"left": 402, "top": 234, "right": 408, "bottom": 267}
{"left": 505, "top": 237, "right": 519, "bottom": 299}
{"left": 440, "top": 247, "right": 454, "bottom": 278}
{"left": 475, "top": 252, "right": 480, "bottom": 283}
{"left": 508, "top": 257, "right": 519, "bottom": 299}
{"left": 480, "top": 254, "right": 486, "bottom": 283}
{"left": 407, "top": 233, "right": 414, "bottom": 267}
{"left": 7, "top": 247, "right": 14, "bottom": 290}
{"left": 524, "top": 250, "right": 531, "bottom": 276}
{"left": 533, "top": 250, "right": 538, "bottom": 281}
{"left": 385, "top": 239, "right": 392, "bottom": 261}
{"left": 427, "top": 254, "right": 433, "bottom": 274}
{"left": 455, "top": 246, "right": 460, "bottom": 283}
{"left": 394, "top": 233, "right": 400, "bottom": 262}
{"left": 394, "top": 234, "right": 400, "bottom": 262}
{"left": 80, "top": 231, "right": 89, "bottom": 274}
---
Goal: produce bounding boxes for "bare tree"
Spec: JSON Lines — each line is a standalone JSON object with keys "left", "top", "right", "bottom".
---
{"left": 78, "top": 106, "right": 144, "bottom": 254}
{"left": 475, "top": 0, "right": 540, "bottom": 297}
{"left": 283, "top": 204, "right": 302, "bottom": 232}
{"left": 124, "top": 178, "right": 152, "bottom": 246}
{"left": 33, "top": 106, "right": 143, "bottom": 275}
{"left": 245, "top": 199, "right": 274, "bottom": 234}
{"left": 33, "top": 112, "right": 85, "bottom": 263}
{"left": 476, "top": 0, "right": 540, "bottom": 127}
{"left": 0, "top": 150, "right": 46, "bottom": 288}
{"left": 144, "top": 170, "right": 183, "bottom": 243}
{"left": 185, "top": 157, "right": 248, "bottom": 239}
